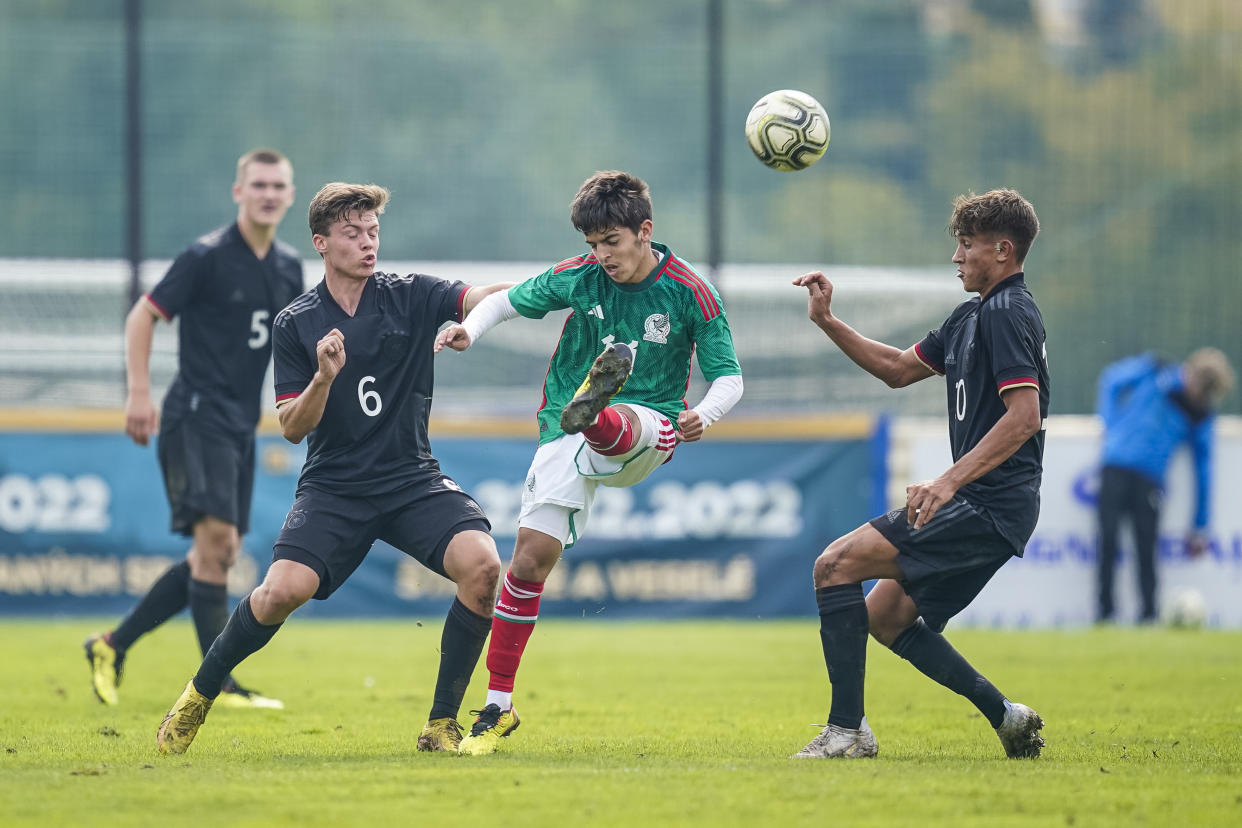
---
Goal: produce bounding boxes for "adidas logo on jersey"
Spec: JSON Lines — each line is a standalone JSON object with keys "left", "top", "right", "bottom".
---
{"left": 588, "top": 305, "right": 605, "bottom": 319}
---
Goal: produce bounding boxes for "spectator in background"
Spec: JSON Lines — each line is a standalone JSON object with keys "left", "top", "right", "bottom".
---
{"left": 1095, "top": 348, "right": 1235, "bottom": 623}
{"left": 83, "top": 148, "right": 303, "bottom": 709}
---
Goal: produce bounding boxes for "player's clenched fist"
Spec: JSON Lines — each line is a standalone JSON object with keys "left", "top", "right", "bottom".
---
{"left": 316, "top": 328, "right": 346, "bottom": 380}
{"left": 433, "top": 324, "right": 472, "bottom": 353}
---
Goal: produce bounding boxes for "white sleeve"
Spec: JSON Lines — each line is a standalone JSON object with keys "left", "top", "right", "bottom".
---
{"left": 461, "top": 289, "right": 519, "bottom": 345}
{"left": 691, "top": 374, "right": 743, "bottom": 428}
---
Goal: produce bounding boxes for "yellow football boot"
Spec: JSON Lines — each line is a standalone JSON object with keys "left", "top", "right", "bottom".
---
{"left": 156, "top": 680, "right": 214, "bottom": 755}
{"left": 83, "top": 634, "right": 121, "bottom": 706}
{"left": 457, "top": 704, "right": 521, "bottom": 756}
{"left": 416, "top": 717, "right": 465, "bottom": 752}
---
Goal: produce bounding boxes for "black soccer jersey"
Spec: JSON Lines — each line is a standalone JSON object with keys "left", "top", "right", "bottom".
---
{"left": 272, "top": 272, "right": 469, "bottom": 496}
{"left": 913, "top": 272, "right": 1050, "bottom": 553}
{"left": 147, "top": 222, "right": 304, "bottom": 435}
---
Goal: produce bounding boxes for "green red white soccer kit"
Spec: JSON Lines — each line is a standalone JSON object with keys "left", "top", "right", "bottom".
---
{"left": 507, "top": 242, "right": 741, "bottom": 546}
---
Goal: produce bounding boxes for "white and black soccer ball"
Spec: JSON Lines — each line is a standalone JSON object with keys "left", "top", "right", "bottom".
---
{"left": 744, "top": 89, "right": 831, "bottom": 172}
{"left": 1164, "top": 587, "right": 1207, "bottom": 629}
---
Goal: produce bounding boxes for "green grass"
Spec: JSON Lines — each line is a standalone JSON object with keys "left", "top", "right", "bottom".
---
{"left": 1, "top": 619, "right": 1240, "bottom": 827}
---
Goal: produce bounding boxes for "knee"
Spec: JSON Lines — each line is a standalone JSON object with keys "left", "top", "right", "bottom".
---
{"left": 812, "top": 540, "right": 850, "bottom": 587}
{"left": 447, "top": 532, "right": 502, "bottom": 601}
{"left": 251, "top": 576, "right": 312, "bottom": 620}
{"left": 192, "top": 523, "right": 240, "bottom": 568}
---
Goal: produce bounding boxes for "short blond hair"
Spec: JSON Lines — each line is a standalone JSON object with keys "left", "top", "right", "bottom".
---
{"left": 1185, "top": 347, "right": 1235, "bottom": 404}
{"left": 307, "top": 182, "right": 390, "bottom": 238}
{"left": 235, "top": 148, "right": 290, "bottom": 184}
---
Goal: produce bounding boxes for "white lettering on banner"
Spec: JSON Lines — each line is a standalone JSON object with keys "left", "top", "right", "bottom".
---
{"left": 0, "top": 474, "right": 110, "bottom": 533}
{"left": 900, "top": 417, "right": 1242, "bottom": 627}
{"left": 0, "top": 552, "right": 258, "bottom": 597}
{"left": 394, "top": 555, "right": 756, "bottom": 602}
{"left": 472, "top": 478, "right": 802, "bottom": 540}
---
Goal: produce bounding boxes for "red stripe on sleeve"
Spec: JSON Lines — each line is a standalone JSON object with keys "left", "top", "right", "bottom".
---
{"left": 914, "top": 342, "right": 944, "bottom": 375}
{"left": 143, "top": 294, "right": 171, "bottom": 322}
{"left": 666, "top": 258, "right": 721, "bottom": 317}
{"left": 455, "top": 286, "right": 469, "bottom": 322}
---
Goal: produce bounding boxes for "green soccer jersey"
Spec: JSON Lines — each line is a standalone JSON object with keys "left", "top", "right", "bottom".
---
{"left": 509, "top": 242, "right": 742, "bottom": 444}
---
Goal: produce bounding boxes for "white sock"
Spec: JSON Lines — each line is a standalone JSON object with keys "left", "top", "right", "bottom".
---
{"left": 486, "top": 689, "right": 513, "bottom": 711}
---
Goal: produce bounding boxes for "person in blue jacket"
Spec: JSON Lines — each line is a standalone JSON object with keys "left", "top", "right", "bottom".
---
{"left": 1095, "top": 347, "right": 1234, "bottom": 623}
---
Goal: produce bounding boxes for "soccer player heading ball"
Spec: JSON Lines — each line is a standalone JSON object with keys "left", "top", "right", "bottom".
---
{"left": 791, "top": 189, "right": 1048, "bottom": 760}
{"left": 434, "top": 170, "right": 745, "bottom": 755}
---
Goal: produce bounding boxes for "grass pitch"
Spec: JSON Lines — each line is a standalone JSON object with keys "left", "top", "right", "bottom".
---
{"left": 1, "top": 618, "right": 1240, "bottom": 827}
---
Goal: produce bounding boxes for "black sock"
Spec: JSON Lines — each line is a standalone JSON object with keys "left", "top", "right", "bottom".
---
{"left": 192, "top": 595, "right": 281, "bottom": 699}
{"left": 816, "top": 583, "right": 869, "bottom": 730}
{"left": 890, "top": 619, "right": 1007, "bottom": 728}
{"left": 429, "top": 598, "right": 492, "bottom": 721}
{"left": 188, "top": 578, "right": 230, "bottom": 656}
{"left": 110, "top": 560, "right": 191, "bottom": 652}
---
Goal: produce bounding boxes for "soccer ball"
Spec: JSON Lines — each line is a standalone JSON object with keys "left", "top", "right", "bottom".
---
{"left": 1164, "top": 587, "right": 1207, "bottom": 628}
{"left": 744, "top": 89, "right": 831, "bottom": 172}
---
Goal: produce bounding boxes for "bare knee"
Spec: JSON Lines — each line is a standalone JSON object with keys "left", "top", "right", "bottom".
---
{"left": 812, "top": 538, "right": 855, "bottom": 587}
{"left": 189, "top": 518, "right": 240, "bottom": 582}
{"left": 250, "top": 565, "right": 317, "bottom": 624}
{"left": 510, "top": 529, "right": 562, "bottom": 583}
{"left": 443, "top": 530, "right": 502, "bottom": 616}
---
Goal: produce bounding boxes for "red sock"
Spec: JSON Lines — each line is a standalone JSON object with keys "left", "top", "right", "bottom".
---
{"left": 486, "top": 573, "right": 545, "bottom": 693}
{"left": 582, "top": 406, "right": 635, "bottom": 456}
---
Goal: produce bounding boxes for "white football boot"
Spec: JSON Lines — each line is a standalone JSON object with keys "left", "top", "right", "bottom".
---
{"left": 792, "top": 716, "right": 879, "bottom": 759}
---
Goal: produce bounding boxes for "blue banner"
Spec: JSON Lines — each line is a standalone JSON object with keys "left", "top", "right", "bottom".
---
{"left": 0, "top": 431, "right": 877, "bottom": 619}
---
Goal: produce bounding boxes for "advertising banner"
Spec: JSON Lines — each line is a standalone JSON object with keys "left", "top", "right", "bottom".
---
{"left": 0, "top": 431, "right": 878, "bottom": 619}
{"left": 902, "top": 417, "right": 1242, "bottom": 627}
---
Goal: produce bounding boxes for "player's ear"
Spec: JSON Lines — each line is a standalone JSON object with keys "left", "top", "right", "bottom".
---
{"left": 232, "top": 180, "right": 243, "bottom": 204}
{"left": 312, "top": 233, "right": 327, "bottom": 254}
{"left": 638, "top": 219, "right": 653, "bottom": 244}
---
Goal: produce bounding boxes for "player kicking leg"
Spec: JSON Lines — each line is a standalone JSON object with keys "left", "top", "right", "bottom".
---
{"left": 459, "top": 344, "right": 676, "bottom": 756}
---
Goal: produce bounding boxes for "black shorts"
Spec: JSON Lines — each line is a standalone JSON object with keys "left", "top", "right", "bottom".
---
{"left": 157, "top": 418, "right": 255, "bottom": 536}
{"left": 272, "top": 479, "right": 492, "bottom": 600}
{"left": 870, "top": 495, "right": 1014, "bottom": 633}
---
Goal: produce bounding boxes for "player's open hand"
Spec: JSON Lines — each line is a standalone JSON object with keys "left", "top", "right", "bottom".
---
{"left": 316, "top": 328, "right": 346, "bottom": 380}
{"left": 793, "top": 271, "right": 835, "bottom": 327}
{"left": 124, "top": 391, "right": 159, "bottom": 446}
{"left": 905, "top": 478, "right": 958, "bottom": 531}
{"left": 677, "top": 409, "right": 705, "bottom": 442}
{"left": 434, "top": 324, "right": 472, "bottom": 353}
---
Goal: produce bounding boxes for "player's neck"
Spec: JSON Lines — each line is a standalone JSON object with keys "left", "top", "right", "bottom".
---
{"left": 978, "top": 268, "right": 1021, "bottom": 300}
{"left": 323, "top": 268, "right": 369, "bottom": 316}
{"left": 237, "top": 215, "right": 278, "bottom": 260}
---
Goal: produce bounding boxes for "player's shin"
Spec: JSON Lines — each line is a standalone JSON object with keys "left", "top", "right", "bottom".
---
{"left": 192, "top": 594, "right": 282, "bottom": 699}
{"left": 888, "top": 619, "right": 1007, "bottom": 727}
{"left": 483, "top": 572, "right": 544, "bottom": 710}
{"left": 430, "top": 598, "right": 492, "bottom": 720}
{"left": 816, "top": 584, "right": 869, "bottom": 730}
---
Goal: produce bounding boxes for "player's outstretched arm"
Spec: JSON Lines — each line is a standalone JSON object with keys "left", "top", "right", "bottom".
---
{"left": 435, "top": 288, "right": 520, "bottom": 353}
{"left": 278, "top": 328, "right": 346, "bottom": 443}
{"left": 794, "top": 271, "right": 933, "bottom": 388}
{"left": 123, "top": 298, "right": 163, "bottom": 446}
{"left": 461, "top": 281, "right": 516, "bottom": 316}
{"left": 905, "top": 386, "right": 1042, "bottom": 530}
